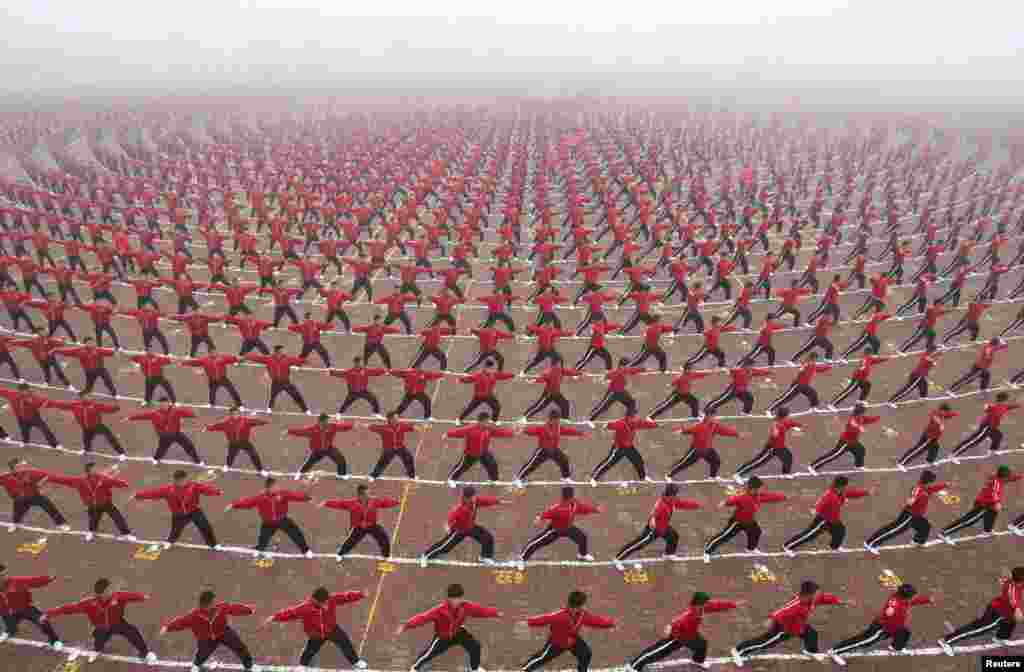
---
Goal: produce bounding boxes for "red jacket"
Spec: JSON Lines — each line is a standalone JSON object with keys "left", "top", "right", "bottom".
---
{"left": 976, "top": 471, "right": 1022, "bottom": 507}
{"left": 906, "top": 482, "right": 948, "bottom": 517}
{"left": 648, "top": 495, "right": 701, "bottom": 534}
{"left": 404, "top": 600, "right": 500, "bottom": 639}
{"left": 448, "top": 495, "right": 501, "bottom": 532}
{"left": 164, "top": 603, "right": 255, "bottom": 641}
{"left": 128, "top": 406, "right": 195, "bottom": 434}
{"left": 672, "top": 370, "right": 710, "bottom": 394}
{"left": 643, "top": 324, "right": 674, "bottom": 348}
{"left": 324, "top": 497, "right": 400, "bottom": 529}
{"left": 230, "top": 489, "right": 311, "bottom": 523}
{"left": 767, "top": 419, "right": 802, "bottom": 450}
{"left": 873, "top": 594, "right": 933, "bottom": 634}
{"left": 669, "top": 601, "right": 738, "bottom": 640}
{"left": 526, "top": 608, "right": 615, "bottom": 648}
{"left": 923, "top": 409, "right": 958, "bottom": 440}
{"left": 56, "top": 345, "right": 115, "bottom": 370}
{"left": 992, "top": 578, "right": 1024, "bottom": 619}
{"left": 447, "top": 424, "right": 516, "bottom": 457}
{"left": 471, "top": 328, "right": 514, "bottom": 352}
{"left": 460, "top": 370, "right": 515, "bottom": 398}
{"left": 48, "top": 471, "right": 128, "bottom": 507}
{"left": 134, "top": 482, "right": 222, "bottom": 514}
{"left": 288, "top": 422, "right": 354, "bottom": 452}
{"left": 539, "top": 498, "right": 599, "bottom": 530}
{"left": 771, "top": 593, "right": 843, "bottom": 635}
{"left": 839, "top": 415, "right": 880, "bottom": 442}
{"left": 852, "top": 356, "right": 889, "bottom": 381}
{"left": 353, "top": 324, "right": 400, "bottom": 345}
{"left": 227, "top": 316, "right": 273, "bottom": 341}
{"left": 527, "top": 325, "right": 571, "bottom": 350}
{"left": 246, "top": 353, "right": 306, "bottom": 382}
{"left": 606, "top": 366, "right": 644, "bottom": 393}
{"left": 677, "top": 419, "right": 739, "bottom": 452}
{"left": 728, "top": 367, "right": 771, "bottom": 392}
{"left": 814, "top": 487, "right": 870, "bottom": 523}
{"left": 0, "top": 388, "right": 52, "bottom": 420}
{"left": 523, "top": 422, "right": 586, "bottom": 451}
{"left": 289, "top": 320, "right": 329, "bottom": 345}
{"left": 725, "top": 490, "right": 787, "bottom": 523}
{"left": 391, "top": 369, "right": 445, "bottom": 396}
{"left": 185, "top": 354, "right": 239, "bottom": 381}
{"left": 205, "top": 416, "right": 269, "bottom": 443}
{"left": 795, "top": 362, "right": 831, "bottom": 386}
{"left": 46, "top": 592, "right": 147, "bottom": 629}
{"left": 982, "top": 402, "right": 1020, "bottom": 428}
{"left": 0, "top": 469, "right": 52, "bottom": 499}
{"left": 0, "top": 575, "right": 56, "bottom": 615}
{"left": 535, "top": 366, "right": 582, "bottom": 394}
{"left": 48, "top": 399, "right": 119, "bottom": 430}
{"left": 131, "top": 353, "right": 173, "bottom": 378}
{"left": 607, "top": 416, "right": 657, "bottom": 449}
{"left": 331, "top": 367, "right": 387, "bottom": 393}
{"left": 271, "top": 592, "right": 366, "bottom": 638}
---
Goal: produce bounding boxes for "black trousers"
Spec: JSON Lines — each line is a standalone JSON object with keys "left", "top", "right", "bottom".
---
{"left": 899, "top": 433, "right": 940, "bottom": 466}
{"left": 521, "top": 525, "right": 588, "bottom": 560}
{"left": 47, "top": 318, "right": 76, "bottom": 340}
{"left": 411, "top": 345, "right": 447, "bottom": 370}
{"left": 889, "top": 374, "right": 928, "bottom": 403}
{"left": 650, "top": 391, "right": 699, "bottom": 419}
{"left": 525, "top": 393, "right": 571, "bottom": 421}
{"left": 256, "top": 517, "right": 310, "bottom": 553}
{"left": 944, "top": 606, "right": 1015, "bottom": 645}
{"left": 951, "top": 423, "right": 1002, "bottom": 456}
{"left": 792, "top": 335, "right": 834, "bottom": 362}
{"left": 394, "top": 393, "right": 432, "bottom": 419}
{"left": 168, "top": 510, "right": 218, "bottom": 547}
{"left": 39, "top": 357, "right": 70, "bottom": 387}
{"left": 736, "top": 444, "right": 793, "bottom": 477}
{"left": 238, "top": 338, "right": 270, "bottom": 357}
{"left": 94, "top": 621, "right": 150, "bottom": 656}
{"left": 143, "top": 376, "right": 176, "bottom": 403}
{"left": 627, "top": 345, "right": 667, "bottom": 372}
{"left": 189, "top": 335, "right": 215, "bottom": 358}
{"left": 482, "top": 312, "right": 516, "bottom": 332}
{"left": 155, "top": 432, "right": 201, "bottom": 463}
{"left": 194, "top": 626, "right": 253, "bottom": 670}
{"left": 705, "top": 517, "right": 762, "bottom": 554}
{"left": 226, "top": 440, "right": 264, "bottom": 471}
{"left": 362, "top": 342, "right": 392, "bottom": 369}
{"left": 616, "top": 524, "right": 678, "bottom": 559}
{"left": 592, "top": 445, "right": 646, "bottom": 481}
{"left": 2, "top": 606, "right": 60, "bottom": 643}
{"left": 669, "top": 447, "right": 721, "bottom": 478}
{"left": 338, "top": 524, "right": 392, "bottom": 557}
{"left": 412, "top": 628, "right": 482, "bottom": 671}
{"left": 300, "top": 448, "right": 348, "bottom": 476}
{"left": 841, "top": 332, "right": 880, "bottom": 359}
{"left": 900, "top": 325, "right": 935, "bottom": 353}
{"left": 339, "top": 390, "right": 381, "bottom": 415}
{"left": 784, "top": 515, "right": 845, "bottom": 551}
{"left": 523, "top": 637, "right": 592, "bottom": 672}
{"left": 87, "top": 504, "right": 131, "bottom": 534}
{"left": 630, "top": 636, "right": 707, "bottom": 669}
{"left": 811, "top": 439, "right": 866, "bottom": 470}
{"left": 17, "top": 417, "right": 59, "bottom": 447}
{"left": 524, "top": 349, "right": 561, "bottom": 374}
{"left": 460, "top": 396, "right": 501, "bottom": 422}
{"left": 518, "top": 448, "right": 571, "bottom": 480}
{"left": 12, "top": 495, "right": 66, "bottom": 525}
{"left": 370, "top": 447, "right": 416, "bottom": 479}
{"left": 465, "top": 349, "right": 505, "bottom": 372}
{"left": 273, "top": 305, "right": 299, "bottom": 327}
{"left": 83, "top": 424, "right": 124, "bottom": 454}
{"left": 943, "top": 505, "right": 998, "bottom": 536}
{"left": 574, "top": 346, "right": 613, "bottom": 371}
{"left": 270, "top": 381, "right": 309, "bottom": 412}
{"left": 299, "top": 342, "right": 332, "bottom": 367}
{"left": 685, "top": 346, "right": 725, "bottom": 369}
{"left": 832, "top": 622, "right": 909, "bottom": 655}
{"left": 208, "top": 379, "right": 243, "bottom": 407}
{"left": 740, "top": 342, "right": 776, "bottom": 366}
{"left": 767, "top": 383, "right": 819, "bottom": 413}
{"left": 590, "top": 390, "right": 637, "bottom": 420}
{"left": 300, "top": 626, "right": 359, "bottom": 666}
{"left": 736, "top": 624, "right": 819, "bottom": 657}
{"left": 449, "top": 452, "right": 499, "bottom": 482}
{"left": 424, "top": 526, "right": 495, "bottom": 560}
{"left": 950, "top": 365, "right": 991, "bottom": 393}
{"left": 705, "top": 387, "right": 754, "bottom": 415}
{"left": 866, "top": 510, "right": 930, "bottom": 547}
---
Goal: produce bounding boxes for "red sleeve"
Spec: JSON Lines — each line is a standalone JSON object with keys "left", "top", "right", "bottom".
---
{"left": 845, "top": 488, "right": 870, "bottom": 499}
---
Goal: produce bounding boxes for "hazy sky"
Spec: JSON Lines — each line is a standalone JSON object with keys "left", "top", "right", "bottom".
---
{"left": 1, "top": 1, "right": 1022, "bottom": 93}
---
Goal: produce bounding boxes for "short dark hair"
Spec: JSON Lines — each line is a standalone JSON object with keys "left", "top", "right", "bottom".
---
{"left": 264, "top": 477, "right": 276, "bottom": 489}
{"left": 199, "top": 590, "right": 216, "bottom": 607}
{"left": 463, "top": 487, "right": 476, "bottom": 499}
{"left": 356, "top": 484, "right": 368, "bottom": 495}
{"left": 312, "top": 587, "right": 330, "bottom": 602}
{"left": 896, "top": 584, "right": 916, "bottom": 598}
{"left": 799, "top": 581, "right": 819, "bottom": 595}
{"left": 94, "top": 578, "right": 111, "bottom": 594}
{"left": 567, "top": 591, "right": 587, "bottom": 608}
{"left": 664, "top": 484, "right": 679, "bottom": 497}
{"left": 1013, "top": 568, "right": 1024, "bottom": 582}
{"left": 920, "top": 470, "right": 936, "bottom": 484}
{"left": 747, "top": 476, "right": 763, "bottom": 489}
{"left": 561, "top": 486, "right": 574, "bottom": 499}
{"left": 447, "top": 584, "right": 464, "bottom": 599}
{"left": 998, "top": 466, "right": 1012, "bottom": 479}
{"left": 691, "top": 591, "right": 710, "bottom": 605}
{"left": 833, "top": 476, "right": 849, "bottom": 488}
{"left": 173, "top": 470, "right": 188, "bottom": 480}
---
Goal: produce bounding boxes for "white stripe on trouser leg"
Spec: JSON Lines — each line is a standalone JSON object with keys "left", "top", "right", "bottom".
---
{"left": 948, "top": 617, "right": 1004, "bottom": 644}
{"left": 813, "top": 444, "right": 846, "bottom": 469}
{"left": 787, "top": 519, "right": 825, "bottom": 549}
{"left": 873, "top": 516, "right": 912, "bottom": 546}
{"left": 740, "top": 630, "right": 786, "bottom": 655}
{"left": 522, "top": 529, "right": 558, "bottom": 559}
{"left": 957, "top": 428, "right": 989, "bottom": 455}
{"left": 618, "top": 528, "right": 656, "bottom": 559}
{"left": 833, "top": 627, "right": 885, "bottom": 655}
{"left": 413, "top": 637, "right": 441, "bottom": 669}
{"left": 634, "top": 639, "right": 677, "bottom": 667}
{"left": 744, "top": 448, "right": 774, "bottom": 473}
{"left": 518, "top": 449, "right": 545, "bottom": 479}
{"left": 338, "top": 528, "right": 357, "bottom": 552}
{"left": 706, "top": 522, "right": 738, "bottom": 552}
{"left": 448, "top": 455, "right": 468, "bottom": 480}
{"left": 771, "top": 385, "right": 797, "bottom": 409}
{"left": 427, "top": 531, "right": 460, "bottom": 559}
{"left": 592, "top": 449, "right": 617, "bottom": 478}
{"left": 946, "top": 509, "right": 985, "bottom": 535}
{"left": 524, "top": 644, "right": 553, "bottom": 670}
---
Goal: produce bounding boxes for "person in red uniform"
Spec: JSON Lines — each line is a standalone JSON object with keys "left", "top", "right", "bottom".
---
{"left": 766, "top": 353, "right": 832, "bottom": 415}
{"left": 591, "top": 410, "right": 658, "bottom": 483}
{"left": 320, "top": 280, "right": 353, "bottom": 332}
{"left": 0, "top": 382, "right": 61, "bottom": 447}
{"left": 942, "top": 297, "right": 991, "bottom": 344}
{"left": 446, "top": 413, "right": 516, "bottom": 484}
{"left": 522, "top": 590, "right": 615, "bottom": 672}
{"left": 363, "top": 412, "right": 419, "bottom": 479}
{"left": 353, "top": 314, "right": 401, "bottom": 370}
{"left": 332, "top": 356, "right": 388, "bottom": 417}
{"left": 574, "top": 318, "right": 619, "bottom": 372}
{"left": 898, "top": 403, "right": 959, "bottom": 467}
{"left": 419, "top": 487, "right": 508, "bottom": 565}
{"left": 247, "top": 345, "right": 311, "bottom": 413}
{"left": 940, "top": 465, "right": 1022, "bottom": 542}
{"left": 226, "top": 476, "right": 312, "bottom": 557}
{"left": 791, "top": 315, "right": 836, "bottom": 362}
{"left": 0, "top": 564, "right": 63, "bottom": 648}
{"left": 809, "top": 403, "right": 881, "bottom": 472}
{"left": 950, "top": 391, "right": 1020, "bottom": 457}
{"left": 734, "top": 407, "right": 803, "bottom": 478}
{"left": 397, "top": 583, "right": 501, "bottom": 671}
{"left": 704, "top": 476, "right": 787, "bottom": 559}
{"left": 704, "top": 364, "right": 773, "bottom": 416}
{"left": 465, "top": 327, "right": 515, "bottom": 372}
{"left": 288, "top": 312, "right": 332, "bottom": 367}
{"left": 589, "top": 359, "right": 645, "bottom": 420}
{"left": 265, "top": 586, "right": 368, "bottom": 668}
{"left": 184, "top": 351, "right": 243, "bottom": 408}
{"left": 626, "top": 591, "right": 744, "bottom": 670}
{"left": 840, "top": 311, "right": 891, "bottom": 360}
{"left": 522, "top": 323, "right": 572, "bottom": 375}
{"left": 739, "top": 318, "right": 782, "bottom": 367}
{"left": 453, "top": 360, "right": 515, "bottom": 422}
{"left": 133, "top": 470, "right": 220, "bottom": 549}
{"left": 411, "top": 322, "right": 455, "bottom": 370}
{"left": 518, "top": 487, "right": 602, "bottom": 566}
{"left": 287, "top": 413, "right": 354, "bottom": 478}
{"left": 614, "top": 484, "right": 700, "bottom": 567}
{"left": 889, "top": 345, "right": 942, "bottom": 405}
{"left": 0, "top": 458, "right": 69, "bottom": 530}
{"left": 523, "top": 354, "right": 583, "bottom": 421}
{"left": 45, "top": 577, "right": 155, "bottom": 662}
{"left": 226, "top": 314, "right": 274, "bottom": 357}
{"left": 833, "top": 354, "right": 890, "bottom": 409}
{"left": 684, "top": 316, "right": 734, "bottom": 369}
{"left": 864, "top": 470, "right": 949, "bottom": 552}
{"left": 806, "top": 275, "right": 847, "bottom": 324}
{"left": 128, "top": 399, "right": 202, "bottom": 464}
{"left": 13, "top": 329, "right": 72, "bottom": 387}
{"left": 852, "top": 274, "right": 890, "bottom": 320}
{"left": 323, "top": 483, "right": 399, "bottom": 560}
{"left": 731, "top": 580, "right": 851, "bottom": 665}
{"left": 389, "top": 368, "right": 444, "bottom": 419}
{"left": 48, "top": 391, "right": 123, "bottom": 456}
{"left": 648, "top": 364, "right": 709, "bottom": 420}
{"left": 160, "top": 589, "right": 254, "bottom": 671}
{"left": 47, "top": 462, "right": 131, "bottom": 539}
{"left": 517, "top": 410, "right": 587, "bottom": 485}
{"left": 668, "top": 409, "right": 744, "bottom": 480}
{"left": 769, "top": 280, "right": 812, "bottom": 327}
{"left": 260, "top": 280, "right": 302, "bottom": 328}
{"left": 939, "top": 566, "right": 1024, "bottom": 653}
{"left": 828, "top": 584, "right": 935, "bottom": 662}
{"left": 783, "top": 476, "right": 874, "bottom": 554}
{"left": 204, "top": 406, "right": 269, "bottom": 473}
{"left": 900, "top": 300, "right": 947, "bottom": 352}
{"left": 949, "top": 337, "right": 1008, "bottom": 394}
